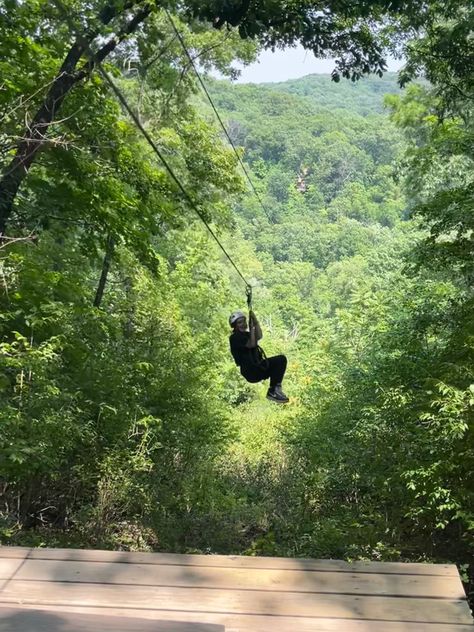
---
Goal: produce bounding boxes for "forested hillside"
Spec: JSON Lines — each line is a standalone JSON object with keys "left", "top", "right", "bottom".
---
{"left": 268, "top": 73, "right": 402, "bottom": 115}
{"left": 1, "top": 0, "right": 473, "bottom": 607}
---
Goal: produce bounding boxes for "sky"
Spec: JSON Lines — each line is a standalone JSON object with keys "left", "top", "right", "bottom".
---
{"left": 232, "top": 46, "right": 404, "bottom": 84}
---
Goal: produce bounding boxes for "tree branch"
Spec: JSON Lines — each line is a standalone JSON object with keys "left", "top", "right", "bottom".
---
{"left": 77, "top": 4, "right": 154, "bottom": 79}
{"left": 0, "top": 2, "right": 155, "bottom": 233}
{"left": 0, "top": 232, "right": 38, "bottom": 249}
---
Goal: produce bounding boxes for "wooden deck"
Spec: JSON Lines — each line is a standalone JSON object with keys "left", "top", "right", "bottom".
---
{"left": 0, "top": 547, "right": 472, "bottom": 631}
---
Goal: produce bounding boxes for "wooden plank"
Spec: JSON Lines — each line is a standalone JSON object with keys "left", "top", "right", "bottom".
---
{"left": 0, "top": 547, "right": 459, "bottom": 576}
{"left": 2, "top": 604, "right": 473, "bottom": 632}
{"left": 12, "top": 558, "right": 467, "bottom": 599}
{"left": 1, "top": 580, "right": 472, "bottom": 624}
{"left": 0, "top": 608, "right": 223, "bottom": 631}
{"left": 0, "top": 558, "right": 27, "bottom": 592}
{"left": 0, "top": 559, "right": 28, "bottom": 581}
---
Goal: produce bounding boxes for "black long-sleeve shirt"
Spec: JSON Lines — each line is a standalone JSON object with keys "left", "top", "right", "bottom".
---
{"left": 229, "top": 330, "right": 253, "bottom": 367}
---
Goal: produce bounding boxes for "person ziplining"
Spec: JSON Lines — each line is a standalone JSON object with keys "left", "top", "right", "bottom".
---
{"left": 228, "top": 307, "right": 289, "bottom": 404}
{"left": 52, "top": 5, "right": 286, "bottom": 407}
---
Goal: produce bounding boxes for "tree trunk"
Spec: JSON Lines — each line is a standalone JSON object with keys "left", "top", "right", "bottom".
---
{"left": 0, "top": 42, "right": 88, "bottom": 234}
{"left": 94, "top": 235, "right": 115, "bottom": 308}
{"left": 0, "top": 1, "right": 150, "bottom": 234}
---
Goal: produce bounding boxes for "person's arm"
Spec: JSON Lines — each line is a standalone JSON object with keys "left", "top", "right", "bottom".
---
{"left": 245, "top": 321, "right": 258, "bottom": 348}
{"left": 249, "top": 310, "right": 263, "bottom": 340}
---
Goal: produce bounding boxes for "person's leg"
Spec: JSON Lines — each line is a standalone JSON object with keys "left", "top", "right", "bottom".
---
{"left": 241, "top": 365, "right": 270, "bottom": 383}
{"left": 241, "top": 357, "right": 289, "bottom": 403}
{"left": 266, "top": 355, "right": 289, "bottom": 403}
{"left": 267, "top": 355, "right": 287, "bottom": 390}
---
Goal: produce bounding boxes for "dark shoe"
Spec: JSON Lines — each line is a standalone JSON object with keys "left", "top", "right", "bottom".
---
{"left": 266, "top": 388, "right": 289, "bottom": 404}
{"left": 275, "top": 385, "right": 289, "bottom": 399}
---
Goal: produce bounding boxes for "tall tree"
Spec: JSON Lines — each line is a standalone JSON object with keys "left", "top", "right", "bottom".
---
{"left": 0, "top": 0, "right": 448, "bottom": 234}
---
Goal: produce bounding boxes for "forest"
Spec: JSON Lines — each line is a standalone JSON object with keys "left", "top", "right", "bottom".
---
{"left": 1, "top": 0, "right": 473, "bottom": 608}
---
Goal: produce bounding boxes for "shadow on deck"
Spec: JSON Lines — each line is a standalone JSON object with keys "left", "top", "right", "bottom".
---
{"left": 0, "top": 607, "right": 224, "bottom": 631}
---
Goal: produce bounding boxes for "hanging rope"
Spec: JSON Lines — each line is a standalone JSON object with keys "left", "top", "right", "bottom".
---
{"left": 52, "top": 0, "right": 253, "bottom": 295}
{"left": 165, "top": 11, "right": 274, "bottom": 224}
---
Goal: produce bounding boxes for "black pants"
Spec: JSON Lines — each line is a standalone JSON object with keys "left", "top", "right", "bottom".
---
{"left": 241, "top": 355, "right": 287, "bottom": 390}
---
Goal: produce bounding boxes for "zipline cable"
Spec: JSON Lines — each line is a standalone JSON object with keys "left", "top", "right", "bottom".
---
{"left": 52, "top": 0, "right": 252, "bottom": 292}
{"left": 165, "top": 11, "right": 274, "bottom": 224}
{"left": 96, "top": 66, "right": 251, "bottom": 289}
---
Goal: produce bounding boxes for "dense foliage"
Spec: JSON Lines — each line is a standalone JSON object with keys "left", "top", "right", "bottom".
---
{"left": 1, "top": 0, "right": 473, "bottom": 608}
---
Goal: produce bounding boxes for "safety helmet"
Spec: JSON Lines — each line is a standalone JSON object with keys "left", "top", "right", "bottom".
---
{"left": 229, "top": 310, "right": 246, "bottom": 327}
